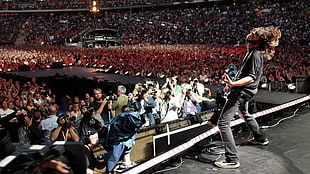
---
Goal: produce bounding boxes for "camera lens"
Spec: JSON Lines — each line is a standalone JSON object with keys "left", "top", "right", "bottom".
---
{"left": 69, "top": 116, "right": 76, "bottom": 121}
{"left": 97, "top": 154, "right": 105, "bottom": 160}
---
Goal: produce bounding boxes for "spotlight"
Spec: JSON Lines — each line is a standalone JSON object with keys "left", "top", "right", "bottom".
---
{"left": 287, "top": 84, "right": 296, "bottom": 92}
{"left": 261, "top": 83, "right": 268, "bottom": 89}
{"left": 90, "top": 0, "right": 100, "bottom": 13}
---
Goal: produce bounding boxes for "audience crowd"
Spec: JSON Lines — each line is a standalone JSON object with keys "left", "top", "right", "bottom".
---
{"left": 0, "top": 0, "right": 308, "bottom": 46}
{"left": 0, "top": 0, "right": 179, "bottom": 10}
{"left": 0, "top": 44, "right": 309, "bottom": 84}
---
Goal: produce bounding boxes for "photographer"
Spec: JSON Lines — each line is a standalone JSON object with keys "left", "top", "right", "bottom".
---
{"left": 28, "top": 111, "right": 44, "bottom": 145}
{"left": 159, "top": 88, "right": 181, "bottom": 123}
{"left": 97, "top": 110, "right": 145, "bottom": 173}
{"left": 16, "top": 110, "right": 33, "bottom": 145}
{"left": 89, "top": 88, "right": 111, "bottom": 122}
{"left": 111, "top": 85, "right": 128, "bottom": 117}
{"left": 50, "top": 113, "right": 80, "bottom": 142}
{"left": 0, "top": 128, "right": 91, "bottom": 174}
{"left": 0, "top": 128, "right": 70, "bottom": 174}
{"left": 69, "top": 104, "right": 82, "bottom": 130}
{"left": 162, "top": 76, "right": 182, "bottom": 97}
{"left": 136, "top": 89, "right": 156, "bottom": 126}
{"left": 179, "top": 83, "right": 200, "bottom": 117}
{"left": 190, "top": 76, "right": 205, "bottom": 97}
{"left": 199, "top": 88, "right": 217, "bottom": 112}
{"left": 79, "top": 105, "right": 104, "bottom": 144}
{"left": 0, "top": 100, "right": 19, "bottom": 142}
{"left": 38, "top": 105, "right": 60, "bottom": 144}
{"left": 0, "top": 107, "right": 31, "bottom": 144}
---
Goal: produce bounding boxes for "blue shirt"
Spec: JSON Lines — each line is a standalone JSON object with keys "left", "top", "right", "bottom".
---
{"left": 38, "top": 115, "right": 58, "bottom": 144}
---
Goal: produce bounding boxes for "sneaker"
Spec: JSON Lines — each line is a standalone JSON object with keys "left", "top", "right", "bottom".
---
{"left": 248, "top": 138, "right": 269, "bottom": 146}
{"left": 214, "top": 161, "right": 240, "bottom": 169}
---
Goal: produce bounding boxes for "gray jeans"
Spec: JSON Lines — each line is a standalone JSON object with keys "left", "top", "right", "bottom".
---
{"left": 217, "top": 91, "right": 265, "bottom": 163}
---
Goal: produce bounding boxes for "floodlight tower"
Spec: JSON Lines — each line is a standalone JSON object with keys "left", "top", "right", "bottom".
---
{"left": 90, "top": 0, "right": 100, "bottom": 28}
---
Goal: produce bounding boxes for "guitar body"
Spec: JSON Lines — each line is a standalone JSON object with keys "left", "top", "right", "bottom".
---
{"left": 223, "top": 64, "right": 238, "bottom": 98}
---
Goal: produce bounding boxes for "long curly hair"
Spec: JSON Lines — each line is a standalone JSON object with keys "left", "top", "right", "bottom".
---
{"left": 246, "top": 26, "right": 282, "bottom": 59}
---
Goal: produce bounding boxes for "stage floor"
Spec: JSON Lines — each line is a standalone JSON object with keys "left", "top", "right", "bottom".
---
{"left": 161, "top": 106, "right": 310, "bottom": 174}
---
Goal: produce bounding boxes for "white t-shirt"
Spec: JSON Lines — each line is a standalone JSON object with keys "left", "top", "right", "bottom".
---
{"left": 160, "top": 96, "right": 181, "bottom": 123}
{"left": 0, "top": 108, "right": 14, "bottom": 118}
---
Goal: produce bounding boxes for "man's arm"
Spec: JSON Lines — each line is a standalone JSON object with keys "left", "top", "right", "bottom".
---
{"left": 94, "top": 99, "right": 107, "bottom": 115}
{"left": 50, "top": 126, "right": 62, "bottom": 142}
{"left": 68, "top": 127, "right": 80, "bottom": 142}
{"left": 50, "top": 117, "right": 66, "bottom": 141}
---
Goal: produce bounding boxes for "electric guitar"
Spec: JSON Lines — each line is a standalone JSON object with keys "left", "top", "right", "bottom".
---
{"left": 223, "top": 64, "right": 237, "bottom": 98}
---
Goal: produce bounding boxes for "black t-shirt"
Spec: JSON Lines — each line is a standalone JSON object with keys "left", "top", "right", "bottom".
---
{"left": 89, "top": 101, "right": 109, "bottom": 122}
{"left": 233, "top": 49, "right": 263, "bottom": 96}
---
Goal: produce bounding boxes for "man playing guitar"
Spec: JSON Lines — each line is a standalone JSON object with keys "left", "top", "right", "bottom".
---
{"left": 215, "top": 26, "right": 282, "bottom": 169}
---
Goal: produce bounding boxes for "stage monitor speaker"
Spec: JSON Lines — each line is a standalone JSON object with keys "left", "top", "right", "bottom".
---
{"left": 296, "top": 76, "right": 310, "bottom": 94}
{"left": 18, "top": 65, "right": 30, "bottom": 71}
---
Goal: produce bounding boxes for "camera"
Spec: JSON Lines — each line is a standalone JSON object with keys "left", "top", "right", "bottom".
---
{"left": 83, "top": 106, "right": 94, "bottom": 117}
{"left": 150, "top": 88, "right": 157, "bottom": 95}
{"left": 16, "top": 113, "right": 32, "bottom": 125}
{"left": 0, "top": 128, "right": 87, "bottom": 174}
{"left": 136, "top": 88, "right": 142, "bottom": 94}
{"left": 82, "top": 130, "right": 94, "bottom": 145}
{"left": 193, "top": 79, "right": 199, "bottom": 83}
{"left": 106, "top": 95, "right": 117, "bottom": 100}
{"left": 164, "top": 90, "right": 172, "bottom": 100}
{"left": 59, "top": 113, "right": 76, "bottom": 122}
{"left": 58, "top": 114, "right": 76, "bottom": 129}
{"left": 16, "top": 108, "right": 42, "bottom": 126}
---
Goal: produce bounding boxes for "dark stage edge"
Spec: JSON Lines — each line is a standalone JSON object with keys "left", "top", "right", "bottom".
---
{"left": 6, "top": 67, "right": 152, "bottom": 84}
{"left": 161, "top": 106, "right": 310, "bottom": 174}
